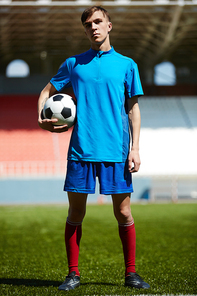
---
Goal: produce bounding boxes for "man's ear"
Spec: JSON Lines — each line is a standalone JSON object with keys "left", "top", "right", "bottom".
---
{"left": 108, "top": 22, "right": 112, "bottom": 33}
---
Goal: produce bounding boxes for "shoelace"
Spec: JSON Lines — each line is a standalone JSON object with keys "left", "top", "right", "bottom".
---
{"left": 127, "top": 273, "right": 143, "bottom": 281}
{"left": 134, "top": 273, "right": 142, "bottom": 279}
{"left": 65, "top": 272, "right": 78, "bottom": 282}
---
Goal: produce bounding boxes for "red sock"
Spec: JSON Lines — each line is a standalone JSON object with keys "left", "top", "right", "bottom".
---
{"left": 65, "top": 219, "right": 82, "bottom": 276}
{"left": 119, "top": 219, "right": 136, "bottom": 276}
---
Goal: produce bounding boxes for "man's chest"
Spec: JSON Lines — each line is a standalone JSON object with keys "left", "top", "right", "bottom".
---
{"left": 70, "top": 57, "right": 127, "bottom": 85}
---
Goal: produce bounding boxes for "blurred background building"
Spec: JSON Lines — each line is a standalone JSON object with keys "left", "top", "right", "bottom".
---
{"left": 0, "top": 0, "right": 197, "bottom": 204}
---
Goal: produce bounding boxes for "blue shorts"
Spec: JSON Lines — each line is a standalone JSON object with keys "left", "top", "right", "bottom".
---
{"left": 64, "top": 160, "right": 133, "bottom": 195}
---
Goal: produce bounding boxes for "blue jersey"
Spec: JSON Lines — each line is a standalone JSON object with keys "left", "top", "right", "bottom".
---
{"left": 50, "top": 47, "right": 143, "bottom": 162}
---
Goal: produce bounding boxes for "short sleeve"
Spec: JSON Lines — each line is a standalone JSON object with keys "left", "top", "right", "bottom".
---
{"left": 50, "top": 60, "right": 72, "bottom": 92}
{"left": 125, "top": 61, "right": 144, "bottom": 98}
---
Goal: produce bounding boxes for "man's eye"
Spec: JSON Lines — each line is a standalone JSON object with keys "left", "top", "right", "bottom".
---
{"left": 85, "top": 23, "right": 91, "bottom": 28}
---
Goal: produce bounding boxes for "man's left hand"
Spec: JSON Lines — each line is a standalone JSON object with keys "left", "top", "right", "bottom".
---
{"left": 128, "top": 149, "right": 141, "bottom": 173}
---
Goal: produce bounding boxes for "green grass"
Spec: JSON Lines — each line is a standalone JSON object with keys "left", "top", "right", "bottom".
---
{"left": 0, "top": 203, "right": 197, "bottom": 295}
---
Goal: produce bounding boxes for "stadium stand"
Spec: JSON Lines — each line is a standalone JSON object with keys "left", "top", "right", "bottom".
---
{"left": 137, "top": 96, "right": 197, "bottom": 202}
{"left": 0, "top": 95, "right": 72, "bottom": 176}
{"left": 139, "top": 97, "right": 197, "bottom": 128}
{"left": 1, "top": 95, "right": 197, "bottom": 180}
{"left": 1, "top": 94, "right": 197, "bottom": 203}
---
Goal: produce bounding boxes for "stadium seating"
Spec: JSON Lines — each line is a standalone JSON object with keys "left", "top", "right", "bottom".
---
{"left": 0, "top": 95, "right": 197, "bottom": 177}
{"left": 139, "top": 97, "right": 197, "bottom": 128}
{"left": 0, "top": 95, "right": 72, "bottom": 176}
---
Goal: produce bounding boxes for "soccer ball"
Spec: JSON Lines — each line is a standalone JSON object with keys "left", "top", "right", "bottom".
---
{"left": 43, "top": 93, "right": 76, "bottom": 128}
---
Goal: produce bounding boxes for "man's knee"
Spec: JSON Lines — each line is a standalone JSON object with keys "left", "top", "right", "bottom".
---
{"left": 67, "top": 192, "right": 87, "bottom": 222}
{"left": 120, "top": 206, "right": 132, "bottom": 220}
{"left": 115, "top": 206, "right": 132, "bottom": 223}
{"left": 112, "top": 194, "right": 132, "bottom": 224}
{"left": 68, "top": 206, "right": 86, "bottom": 222}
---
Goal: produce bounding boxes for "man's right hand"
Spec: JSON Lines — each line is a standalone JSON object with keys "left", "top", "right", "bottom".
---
{"left": 38, "top": 118, "right": 69, "bottom": 133}
{"left": 38, "top": 83, "right": 69, "bottom": 133}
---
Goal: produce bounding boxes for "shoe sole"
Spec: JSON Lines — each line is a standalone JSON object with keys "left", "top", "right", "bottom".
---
{"left": 58, "top": 281, "right": 80, "bottom": 290}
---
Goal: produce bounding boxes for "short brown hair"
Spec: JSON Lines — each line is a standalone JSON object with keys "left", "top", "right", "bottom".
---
{"left": 81, "top": 6, "right": 111, "bottom": 25}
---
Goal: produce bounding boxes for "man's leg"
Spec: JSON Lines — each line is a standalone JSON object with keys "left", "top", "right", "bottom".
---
{"left": 112, "top": 193, "right": 136, "bottom": 275}
{"left": 112, "top": 193, "right": 150, "bottom": 289}
{"left": 66, "top": 192, "right": 87, "bottom": 276}
{"left": 59, "top": 192, "right": 87, "bottom": 291}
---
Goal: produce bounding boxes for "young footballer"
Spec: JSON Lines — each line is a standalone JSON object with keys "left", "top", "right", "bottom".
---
{"left": 38, "top": 6, "right": 150, "bottom": 291}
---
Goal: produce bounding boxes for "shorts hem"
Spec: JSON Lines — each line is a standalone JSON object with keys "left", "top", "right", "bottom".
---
{"left": 64, "top": 187, "right": 95, "bottom": 194}
{"left": 100, "top": 189, "right": 134, "bottom": 195}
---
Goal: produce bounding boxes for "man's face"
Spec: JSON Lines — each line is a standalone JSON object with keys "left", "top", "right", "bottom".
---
{"left": 83, "top": 10, "right": 112, "bottom": 46}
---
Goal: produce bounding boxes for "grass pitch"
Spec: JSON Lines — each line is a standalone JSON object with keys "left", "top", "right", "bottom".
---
{"left": 0, "top": 203, "right": 196, "bottom": 295}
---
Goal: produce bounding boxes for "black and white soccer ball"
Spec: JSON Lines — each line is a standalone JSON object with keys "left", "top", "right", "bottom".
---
{"left": 43, "top": 93, "right": 76, "bottom": 128}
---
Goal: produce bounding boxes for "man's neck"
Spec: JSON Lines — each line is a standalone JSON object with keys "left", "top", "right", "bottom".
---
{"left": 91, "top": 39, "right": 111, "bottom": 52}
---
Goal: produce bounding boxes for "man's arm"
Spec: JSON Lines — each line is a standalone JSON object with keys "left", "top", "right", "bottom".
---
{"left": 127, "top": 95, "right": 141, "bottom": 173}
{"left": 38, "top": 82, "right": 68, "bottom": 133}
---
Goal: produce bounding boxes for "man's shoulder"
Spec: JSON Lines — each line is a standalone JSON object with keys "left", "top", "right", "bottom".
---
{"left": 67, "top": 49, "right": 92, "bottom": 61}
{"left": 65, "top": 49, "right": 93, "bottom": 67}
{"left": 113, "top": 50, "right": 137, "bottom": 65}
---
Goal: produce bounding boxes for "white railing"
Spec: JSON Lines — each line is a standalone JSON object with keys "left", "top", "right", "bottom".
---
{"left": 1, "top": 162, "right": 197, "bottom": 203}
{"left": 149, "top": 175, "right": 197, "bottom": 202}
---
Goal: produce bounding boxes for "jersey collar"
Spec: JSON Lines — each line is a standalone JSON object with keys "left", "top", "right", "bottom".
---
{"left": 89, "top": 46, "right": 115, "bottom": 57}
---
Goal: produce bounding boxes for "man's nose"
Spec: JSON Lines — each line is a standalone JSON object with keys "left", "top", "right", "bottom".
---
{"left": 92, "top": 22, "right": 97, "bottom": 30}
